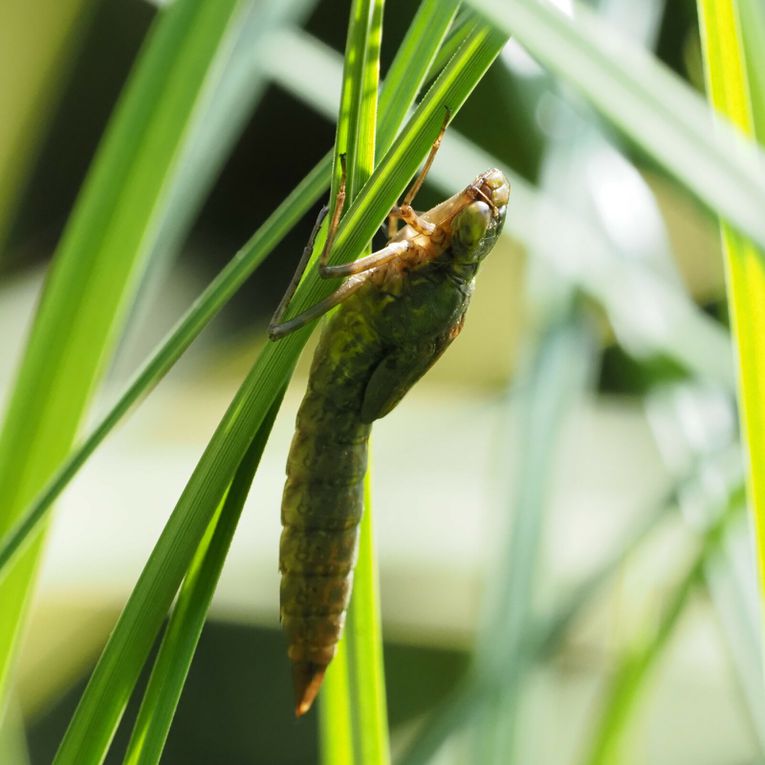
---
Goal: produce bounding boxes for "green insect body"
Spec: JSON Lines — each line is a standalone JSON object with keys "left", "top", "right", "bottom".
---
{"left": 274, "top": 167, "right": 510, "bottom": 715}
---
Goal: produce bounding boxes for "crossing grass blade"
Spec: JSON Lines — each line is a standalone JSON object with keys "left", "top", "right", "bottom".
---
{"left": 0, "top": 157, "right": 328, "bottom": 579}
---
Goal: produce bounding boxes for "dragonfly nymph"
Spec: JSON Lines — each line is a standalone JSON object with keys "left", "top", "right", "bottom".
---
{"left": 269, "top": 126, "right": 510, "bottom": 716}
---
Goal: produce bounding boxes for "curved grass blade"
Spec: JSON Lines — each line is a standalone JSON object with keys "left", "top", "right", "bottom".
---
{"left": 51, "top": 15, "right": 508, "bottom": 765}
{"left": 466, "top": 0, "right": 765, "bottom": 253}
{"left": 122, "top": 389, "right": 284, "bottom": 765}
{"left": 584, "top": 487, "right": 747, "bottom": 765}
{"left": 697, "top": 0, "right": 765, "bottom": 671}
{"left": 0, "top": 0, "right": 463, "bottom": 584}
{"left": 0, "top": 0, "right": 255, "bottom": 712}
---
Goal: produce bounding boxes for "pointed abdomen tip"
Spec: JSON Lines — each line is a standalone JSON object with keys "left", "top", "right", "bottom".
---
{"left": 293, "top": 661, "right": 328, "bottom": 717}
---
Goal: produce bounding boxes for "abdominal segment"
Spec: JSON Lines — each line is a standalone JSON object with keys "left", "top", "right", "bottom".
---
{"left": 279, "top": 375, "right": 371, "bottom": 713}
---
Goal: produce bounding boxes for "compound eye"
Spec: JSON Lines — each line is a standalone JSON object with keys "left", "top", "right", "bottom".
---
{"left": 454, "top": 201, "right": 492, "bottom": 249}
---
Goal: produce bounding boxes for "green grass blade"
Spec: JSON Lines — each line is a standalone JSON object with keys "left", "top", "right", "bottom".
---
{"left": 317, "top": 0, "right": 387, "bottom": 757}
{"left": 346, "top": 467, "right": 390, "bottom": 762}
{"left": 122, "top": 390, "right": 284, "bottom": 765}
{"left": 0, "top": 0, "right": 253, "bottom": 713}
{"left": 422, "top": 9, "right": 476, "bottom": 87}
{"left": 51, "top": 16, "right": 507, "bottom": 764}
{"left": 0, "top": 157, "right": 328, "bottom": 579}
{"left": 584, "top": 488, "right": 747, "bottom": 765}
{"left": 697, "top": 0, "right": 765, "bottom": 669}
{"left": 129, "top": 0, "right": 317, "bottom": 301}
{"left": 322, "top": 461, "right": 390, "bottom": 764}
{"left": 0, "top": 0, "right": 95, "bottom": 258}
{"left": 375, "top": 0, "right": 460, "bottom": 153}
{"left": 466, "top": 0, "right": 765, "bottom": 253}
{"left": 0, "top": 702, "right": 29, "bottom": 765}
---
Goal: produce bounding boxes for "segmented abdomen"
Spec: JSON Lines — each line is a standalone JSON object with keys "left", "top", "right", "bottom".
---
{"left": 279, "top": 303, "right": 381, "bottom": 706}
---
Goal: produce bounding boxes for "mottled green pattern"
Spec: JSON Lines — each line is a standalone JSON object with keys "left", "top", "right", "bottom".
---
{"left": 279, "top": 168, "right": 509, "bottom": 699}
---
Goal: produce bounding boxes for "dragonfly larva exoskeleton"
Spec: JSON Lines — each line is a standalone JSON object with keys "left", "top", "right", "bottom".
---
{"left": 269, "top": 126, "right": 509, "bottom": 716}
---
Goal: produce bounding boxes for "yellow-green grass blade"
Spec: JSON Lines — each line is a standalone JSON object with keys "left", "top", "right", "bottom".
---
{"left": 0, "top": 701, "right": 29, "bottom": 765}
{"left": 466, "top": 0, "right": 765, "bottom": 253}
{"left": 697, "top": 0, "right": 765, "bottom": 650}
{"left": 0, "top": 0, "right": 468, "bottom": 598}
{"left": 122, "top": 390, "right": 284, "bottom": 765}
{"left": 128, "top": 0, "right": 318, "bottom": 307}
{"left": 584, "top": 488, "right": 747, "bottom": 765}
{"left": 0, "top": 0, "right": 255, "bottom": 714}
{"left": 51, "top": 16, "right": 508, "bottom": 764}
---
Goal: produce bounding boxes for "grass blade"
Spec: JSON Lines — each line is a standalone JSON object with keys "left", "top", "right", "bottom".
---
{"left": 696, "top": 0, "right": 765, "bottom": 667}
{"left": 322, "top": 465, "right": 390, "bottom": 764}
{"left": 738, "top": 0, "right": 765, "bottom": 144}
{"left": 122, "top": 390, "right": 284, "bottom": 765}
{"left": 0, "top": 0, "right": 253, "bottom": 714}
{"left": 316, "top": 0, "right": 389, "bottom": 758}
{"left": 466, "top": 0, "right": 765, "bottom": 252}
{"left": 320, "top": 0, "right": 387, "bottom": 763}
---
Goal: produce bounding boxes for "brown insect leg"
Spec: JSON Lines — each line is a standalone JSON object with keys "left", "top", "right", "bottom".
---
{"left": 384, "top": 107, "right": 450, "bottom": 242}
{"left": 268, "top": 239, "right": 412, "bottom": 340}
{"left": 389, "top": 204, "right": 436, "bottom": 237}
{"left": 401, "top": 107, "right": 450, "bottom": 207}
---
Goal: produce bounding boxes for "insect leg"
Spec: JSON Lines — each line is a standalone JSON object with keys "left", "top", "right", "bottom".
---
{"left": 268, "top": 274, "right": 363, "bottom": 341}
{"left": 318, "top": 239, "right": 410, "bottom": 278}
{"left": 385, "top": 108, "right": 450, "bottom": 240}
{"left": 401, "top": 108, "right": 450, "bottom": 206}
{"left": 388, "top": 205, "right": 436, "bottom": 237}
{"left": 268, "top": 239, "right": 412, "bottom": 340}
{"left": 268, "top": 205, "right": 330, "bottom": 337}
{"left": 268, "top": 156, "right": 348, "bottom": 339}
